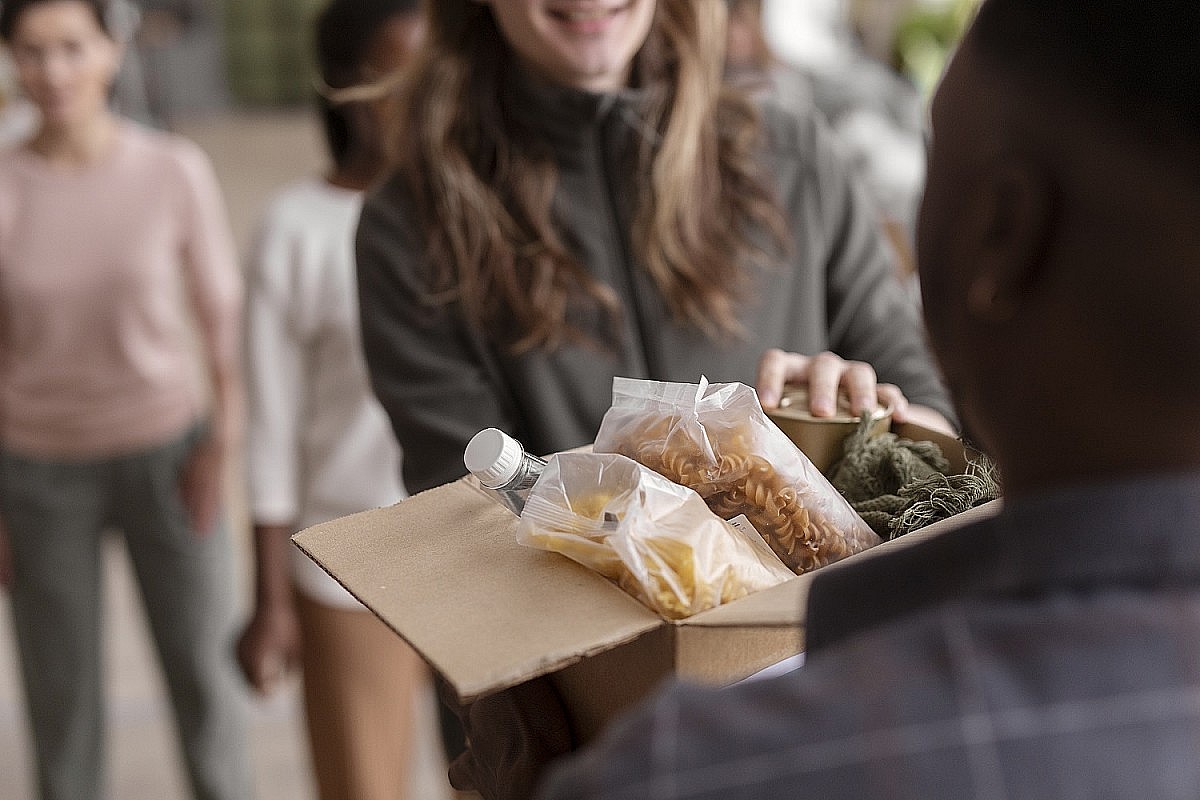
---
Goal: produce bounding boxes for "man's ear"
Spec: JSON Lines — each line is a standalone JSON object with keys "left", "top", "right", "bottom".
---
{"left": 965, "top": 158, "right": 1056, "bottom": 322}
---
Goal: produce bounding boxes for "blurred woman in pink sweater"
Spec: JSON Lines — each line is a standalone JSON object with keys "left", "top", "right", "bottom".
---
{"left": 0, "top": 1, "right": 252, "bottom": 798}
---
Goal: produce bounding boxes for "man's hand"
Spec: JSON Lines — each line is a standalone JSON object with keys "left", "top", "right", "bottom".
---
{"left": 445, "top": 676, "right": 575, "bottom": 800}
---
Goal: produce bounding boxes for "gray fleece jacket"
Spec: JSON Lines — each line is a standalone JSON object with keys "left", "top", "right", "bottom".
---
{"left": 356, "top": 71, "right": 952, "bottom": 494}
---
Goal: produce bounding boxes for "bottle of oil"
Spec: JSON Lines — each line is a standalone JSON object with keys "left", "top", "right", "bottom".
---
{"left": 463, "top": 428, "right": 547, "bottom": 514}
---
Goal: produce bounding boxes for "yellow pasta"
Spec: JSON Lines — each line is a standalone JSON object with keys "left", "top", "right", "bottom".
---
{"left": 516, "top": 453, "right": 794, "bottom": 620}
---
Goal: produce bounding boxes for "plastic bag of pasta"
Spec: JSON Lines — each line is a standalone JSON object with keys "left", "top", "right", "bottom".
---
{"left": 516, "top": 451, "right": 793, "bottom": 620}
{"left": 594, "top": 376, "right": 881, "bottom": 574}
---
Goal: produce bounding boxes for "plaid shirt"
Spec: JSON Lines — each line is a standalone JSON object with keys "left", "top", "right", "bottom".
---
{"left": 539, "top": 473, "right": 1200, "bottom": 799}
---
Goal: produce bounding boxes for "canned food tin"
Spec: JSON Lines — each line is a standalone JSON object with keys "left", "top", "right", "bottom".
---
{"left": 765, "top": 388, "right": 892, "bottom": 475}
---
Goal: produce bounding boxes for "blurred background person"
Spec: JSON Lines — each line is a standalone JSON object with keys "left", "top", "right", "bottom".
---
{"left": 0, "top": 49, "right": 38, "bottom": 145}
{"left": 0, "top": 0, "right": 252, "bottom": 799}
{"left": 236, "top": 1, "right": 429, "bottom": 799}
{"left": 726, "top": 0, "right": 927, "bottom": 283}
{"left": 131, "top": 0, "right": 227, "bottom": 124}
{"left": 0, "top": 0, "right": 150, "bottom": 142}
{"left": 104, "top": 0, "right": 155, "bottom": 125}
{"left": 850, "top": 0, "right": 981, "bottom": 99}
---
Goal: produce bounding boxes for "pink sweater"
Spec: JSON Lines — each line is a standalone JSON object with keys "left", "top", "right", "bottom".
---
{"left": 0, "top": 122, "right": 241, "bottom": 460}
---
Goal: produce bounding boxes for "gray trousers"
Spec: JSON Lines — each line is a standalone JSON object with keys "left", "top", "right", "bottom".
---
{"left": 0, "top": 424, "right": 253, "bottom": 800}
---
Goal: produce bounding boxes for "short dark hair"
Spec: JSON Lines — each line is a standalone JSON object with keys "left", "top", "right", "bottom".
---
{"left": 971, "top": 0, "right": 1200, "bottom": 141}
{"left": 313, "top": 0, "right": 420, "bottom": 168}
{"left": 0, "top": 0, "right": 112, "bottom": 40}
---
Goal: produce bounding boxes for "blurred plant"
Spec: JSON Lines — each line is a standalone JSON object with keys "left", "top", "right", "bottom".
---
{"left": 892, "top": 0, "right": 981, "bottom": 100}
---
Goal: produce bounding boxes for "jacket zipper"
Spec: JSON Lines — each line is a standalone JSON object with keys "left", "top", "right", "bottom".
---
{"left": 594, "top": 99, "right": 657, "bottom": 379}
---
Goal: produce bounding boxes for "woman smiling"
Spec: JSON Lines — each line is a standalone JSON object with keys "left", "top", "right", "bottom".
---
{"left": 357, "top": 0, "right": 954, "bottom": 491}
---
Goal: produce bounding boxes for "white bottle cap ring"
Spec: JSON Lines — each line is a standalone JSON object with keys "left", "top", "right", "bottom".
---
{"left": 464, "top": 428, "right": 522, "bottom": 488}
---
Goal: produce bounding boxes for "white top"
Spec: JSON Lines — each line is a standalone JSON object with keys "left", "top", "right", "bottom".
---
{"left": 244, "top": 177, "right": 406, "bottom": 608}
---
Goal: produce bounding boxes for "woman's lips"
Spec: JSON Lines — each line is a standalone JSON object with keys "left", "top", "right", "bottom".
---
{"left": 546, "top": 2, "right": 630, "bottom": 34}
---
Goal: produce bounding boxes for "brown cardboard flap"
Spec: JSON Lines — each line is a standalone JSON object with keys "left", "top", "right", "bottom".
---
{"left": 675, "top": 625, "right": 805, "bottom": 685}
{"left": 550, "top": 628, "right": 676, "bottom": 743}
{"left": 683, "top": 573, "right": 810, "bottom": 628}
{"left": 293, "top": 480, "right": 663, "bottom": 702}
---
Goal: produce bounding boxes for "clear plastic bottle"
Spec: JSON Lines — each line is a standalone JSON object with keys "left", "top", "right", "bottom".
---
{"left": 463, "top": 428, "right": 548, "bottom": 515}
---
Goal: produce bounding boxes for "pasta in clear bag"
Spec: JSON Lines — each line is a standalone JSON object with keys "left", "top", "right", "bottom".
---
{"left": 516, "top": 452, "right": 793, "bottom": 620}
{"left": 594, "top": 377, "right": 881, "bottom": 574}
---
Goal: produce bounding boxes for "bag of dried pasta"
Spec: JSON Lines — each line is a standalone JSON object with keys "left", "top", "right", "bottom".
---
{"left": 517, "top": 451, "right": 793, "bottom": 620}
{"left": 594, "top": 377, "right": 881, "bottom": 574}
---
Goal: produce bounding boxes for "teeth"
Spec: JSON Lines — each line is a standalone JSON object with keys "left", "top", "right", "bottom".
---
{"left": 555, "top": 7, "right": 614, "bottom": 22}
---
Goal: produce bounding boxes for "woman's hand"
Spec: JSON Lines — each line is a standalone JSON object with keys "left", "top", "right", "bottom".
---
{"left": 179, "top": 432, "right": 226, "bottom": 536}
{"left": 237, "top": 595, "right": 302, "bottom": 695}
{"left": 755, "top": 349, "right": 955, "bottom": 435}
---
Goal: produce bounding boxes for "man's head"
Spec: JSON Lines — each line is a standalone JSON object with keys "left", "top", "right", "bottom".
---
{"left": 917, "top": 0, "right": 1200, "bottom": 496}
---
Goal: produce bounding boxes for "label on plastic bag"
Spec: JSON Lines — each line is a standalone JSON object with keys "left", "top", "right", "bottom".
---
{"left": 726, "top": 514, "right": 761, "bottom": 538}
{"left": 726, "top": 514, "right": 789, "bottom": 571}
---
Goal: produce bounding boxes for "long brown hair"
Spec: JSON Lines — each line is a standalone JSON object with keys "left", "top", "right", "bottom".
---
{"left": 391, "top": 0, "right": 788, "bottom": 352}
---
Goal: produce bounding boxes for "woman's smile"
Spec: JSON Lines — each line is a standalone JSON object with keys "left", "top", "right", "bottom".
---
{"left": 545, "top": 1, "right": 634, "bottom": 34}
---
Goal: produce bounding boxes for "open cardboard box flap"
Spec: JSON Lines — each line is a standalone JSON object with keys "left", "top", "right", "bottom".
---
{"left": 295, "top": 421, "right": 997, "bottom": 718}
{"left": 293, "top": 474, "right": 826, "bottom": 703}
{"left": 294, "top": 478, "right": 668, "bottom": 702}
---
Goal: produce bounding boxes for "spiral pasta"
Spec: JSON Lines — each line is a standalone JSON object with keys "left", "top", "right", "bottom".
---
{"left": 594, "top": 379, "right": 881, "bottom": 574}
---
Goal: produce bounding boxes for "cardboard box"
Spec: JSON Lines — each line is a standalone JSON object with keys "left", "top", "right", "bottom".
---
{"left": 293, "top": 422, "right": 993, "bottom": 743}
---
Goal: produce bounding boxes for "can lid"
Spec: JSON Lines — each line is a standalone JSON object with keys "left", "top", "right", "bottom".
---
{"left": 766, "top": 388, "right": 891, "bottom": 424}
{"left": 464, "top": 428, "right": 522, "bottom": 488}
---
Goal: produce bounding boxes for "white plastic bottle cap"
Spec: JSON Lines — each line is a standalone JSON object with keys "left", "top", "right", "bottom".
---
{"left": 464, "top": 428, "right": 521, "bottom": 488}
